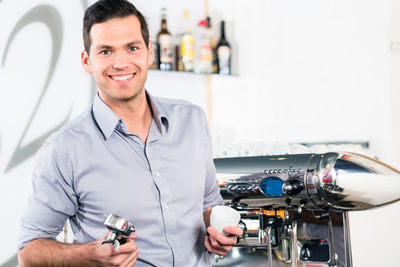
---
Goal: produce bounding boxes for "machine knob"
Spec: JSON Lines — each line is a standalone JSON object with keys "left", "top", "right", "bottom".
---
{"left": 259, "top": 177, "right": 284, "bottom": 197}
{"left": 282, "top": 180, "right": 305, "bottom": 195}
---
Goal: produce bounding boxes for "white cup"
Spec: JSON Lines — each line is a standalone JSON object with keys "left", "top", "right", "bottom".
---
{"left": 210, "top": 205, "right": 241, "bottom": 235}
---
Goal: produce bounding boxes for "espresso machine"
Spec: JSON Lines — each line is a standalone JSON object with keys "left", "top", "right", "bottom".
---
{"left": 213, "top": 152, "right": 400, "bottom": 267}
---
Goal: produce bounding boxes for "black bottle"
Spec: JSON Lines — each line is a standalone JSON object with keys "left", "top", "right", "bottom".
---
{"left": 216, "top": 21, "right": 231, "bottom": 75}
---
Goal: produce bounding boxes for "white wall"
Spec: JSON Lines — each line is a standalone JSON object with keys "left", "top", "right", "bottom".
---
{"left": 1, "top": 0, "right": 399, "bottom": 266}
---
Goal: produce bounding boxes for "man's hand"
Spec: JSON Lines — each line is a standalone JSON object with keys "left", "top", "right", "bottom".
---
{"left": 203, "top": 207, "right": 243, "bottom": 256}
{"left": 18, "top": 232, "right": 139, "bottom": 267}
{"left": 91, "top": 232, "right": 139, "bottom": 267}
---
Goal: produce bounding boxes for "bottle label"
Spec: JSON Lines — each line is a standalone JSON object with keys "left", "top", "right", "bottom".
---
{"left": 218, "top": 46, "right": 231, "bottom": 74}
{"left": 159, "top": 34, "right": 173, "bottom": 63}
{"left": 181, "top": 34, "right": 195, "bottom": 71}
{"left": 200, "top": 43, "right": 212, "bottom": 62}
{"left": 218, "top": 46, "right": 230, "bottom": 61}
{"left": 181, "top": 35, "right": 195, "bottom": 60}
{"left": 199, "top": 43, "right": 212, "bottom": 73}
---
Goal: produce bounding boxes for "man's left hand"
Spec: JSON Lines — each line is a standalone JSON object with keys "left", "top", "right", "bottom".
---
{"left": 203, "top": 207, "right": 243, "bottom": 256}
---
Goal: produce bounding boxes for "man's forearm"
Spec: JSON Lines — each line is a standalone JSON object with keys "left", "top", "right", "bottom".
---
{"left": 18, "top": 238, "right": 97, "bottom": 267}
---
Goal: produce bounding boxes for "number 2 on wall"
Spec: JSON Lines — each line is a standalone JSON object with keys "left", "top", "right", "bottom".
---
{"left": 1, "top": 5, "right": 71, "bottom": 173}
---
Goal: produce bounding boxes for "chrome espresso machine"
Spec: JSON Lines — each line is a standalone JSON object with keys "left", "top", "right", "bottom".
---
{"left": 212, "top": 152, "right": 400, "bottom": 267}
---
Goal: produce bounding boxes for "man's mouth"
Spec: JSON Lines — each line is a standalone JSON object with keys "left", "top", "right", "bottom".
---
{"left": 109, "top": 73, "right": 135, "bottom": 81}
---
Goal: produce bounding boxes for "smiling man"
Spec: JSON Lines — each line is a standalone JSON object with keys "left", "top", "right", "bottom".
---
{"left": 17, "top": 0, "right": 242, "bottom": 266}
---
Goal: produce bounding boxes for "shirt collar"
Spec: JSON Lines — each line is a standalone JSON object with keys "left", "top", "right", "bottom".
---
{"left": 146, "top": 91, "right": 169, "bottom": 134}
{"left": 92, "top": 92, "right": 169, "bottom": 140}
{"left": 92, "top": 94, "right": 121, "bottom": 140}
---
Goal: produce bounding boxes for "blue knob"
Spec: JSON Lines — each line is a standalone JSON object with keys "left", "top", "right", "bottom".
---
{"left": 259, "top": 177, "right": 284, "bottom": 197}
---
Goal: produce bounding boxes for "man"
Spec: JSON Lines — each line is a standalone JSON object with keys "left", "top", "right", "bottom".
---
{"left": 17, "top": 0, "right": 242, "bottom": 266}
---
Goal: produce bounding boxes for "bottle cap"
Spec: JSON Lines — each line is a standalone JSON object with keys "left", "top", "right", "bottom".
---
{"left": 198, "top": 19, "right": 208, "bottom": 27}
{"left": 206, "top": 16, "right": 211, "bottom": 28}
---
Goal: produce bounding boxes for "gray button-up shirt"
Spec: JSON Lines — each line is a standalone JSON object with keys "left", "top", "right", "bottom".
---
{"left": 18, "top": 92, "right": 223, "bottom": 267}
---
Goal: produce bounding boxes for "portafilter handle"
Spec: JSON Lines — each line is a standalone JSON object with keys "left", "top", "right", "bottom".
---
{"left": 101, "top": 214, "right": 135, "bottom": 252}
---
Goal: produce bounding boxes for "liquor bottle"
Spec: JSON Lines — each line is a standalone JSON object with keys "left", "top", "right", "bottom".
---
{"left": 157, "top": 8, "right": 173, "bottom": 71}
{"left": 180, "top": 10, "right": 195, "bottom": 72}
{"left": 174, "top": 33, "right": 183, "bottom": 71}
{"left": 207, "top": 17, "right": 218, "bottom": 74}
{"left": 217, "top": 20, "right": 231, "bottom": 75}
{"left": 196, "top": 19, "right": 213, "bottom": 73}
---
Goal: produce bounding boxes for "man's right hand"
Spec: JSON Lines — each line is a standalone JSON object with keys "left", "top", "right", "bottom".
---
{"left": 92, "top": 232, "right": 139, "bottom": 267}
{"left": 18, "top": 232, "right": 139, "bottom": 267}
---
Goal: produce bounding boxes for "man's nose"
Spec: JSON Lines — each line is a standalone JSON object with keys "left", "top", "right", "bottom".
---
{"left": 112, "top": 52, "right": 129, "bottom": 69}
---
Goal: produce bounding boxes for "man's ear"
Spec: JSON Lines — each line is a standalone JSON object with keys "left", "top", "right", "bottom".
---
{"left": 81, "top": 50, "right": 92, "bottom": 74}
{"left": 147, "top": 40, "right": 154, "bottom": 68}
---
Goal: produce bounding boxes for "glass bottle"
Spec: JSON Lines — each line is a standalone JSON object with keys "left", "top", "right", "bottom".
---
{"left": 217, "top": 20, "right": 231, "bottom": 75}
{"left": 157, "top": 7, "right": 173, "bottom": 71}
{"left": 207, "top": 16, "right": 218, "bottom": 74}
{"left": 197, "top": 19, "right": 213, "bottom": 73}
{"left": 180, "top": 10, "right": 195, "bottom": 72}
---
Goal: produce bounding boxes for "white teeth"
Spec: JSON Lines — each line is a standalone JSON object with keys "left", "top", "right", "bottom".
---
{"left": 112, "top": 74, "right": 133, "bottom": 81}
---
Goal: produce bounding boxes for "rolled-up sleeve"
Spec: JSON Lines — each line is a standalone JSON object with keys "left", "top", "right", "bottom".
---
{"left": 201, "top": 110, "right": 223, "bottom": 212}
{"left": 18, "top": 137, "right": 78, "bottom": 250}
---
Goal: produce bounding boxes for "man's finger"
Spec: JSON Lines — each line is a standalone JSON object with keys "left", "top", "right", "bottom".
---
{"left": 119, "top": 232, "right": 137, "bottom": 240}
{"left": 207, "top": 226, "right": 238, "bottom": 246}
{"left": 119, "top": 244, "right": 139, "bottom": 267}
{"left": 223, "top": 226, "right": 243, "bottom": 237}
{"left": 116, "top": 238, "right": 138, "bottom": 254}
{"left": 204, "top": 235, "right": 229, "bottom": 256}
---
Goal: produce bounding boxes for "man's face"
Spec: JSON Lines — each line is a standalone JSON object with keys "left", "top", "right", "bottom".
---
{"left": 81, "top": 15, "right": 153, "bottom": 104}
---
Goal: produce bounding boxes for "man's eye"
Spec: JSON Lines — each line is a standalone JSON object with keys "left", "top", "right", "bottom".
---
{"left": 129, "top": 46, "right": 138, "bottom": 51}
{"left": 100, "top": 50, "right": 110, "bottom": 55}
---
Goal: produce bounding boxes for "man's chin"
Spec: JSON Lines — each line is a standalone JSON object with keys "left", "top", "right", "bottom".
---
{"left": 114, "top": 90, "right": 143, "bottom": 103}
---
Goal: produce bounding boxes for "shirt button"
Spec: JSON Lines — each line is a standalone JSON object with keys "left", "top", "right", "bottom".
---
{"left": 155, "top": 171, "right": 160, "bottom": 176}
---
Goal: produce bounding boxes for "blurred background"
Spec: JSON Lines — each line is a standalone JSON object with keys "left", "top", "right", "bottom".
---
{"left": 1, "top": 0, "right": 400, "bottom": 266}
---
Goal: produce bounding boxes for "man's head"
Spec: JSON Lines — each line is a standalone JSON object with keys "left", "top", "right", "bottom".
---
{"left": 83, "top": 0, "right": 149, "bottom": 54}
{"left": 80, "top": 0, "right": 154, "bottom": 105}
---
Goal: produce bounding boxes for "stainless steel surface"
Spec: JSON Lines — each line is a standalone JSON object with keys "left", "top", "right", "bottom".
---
{"left": 328, "top": 215, "right": 338, "bottom": 266}
{"left": 290, "top": 221, "right": 297, "bottom": 267}
{"left": 215, "top": 152, "right": 400, "bottom": 210}
{"left": 213, "top": 152, "right": 400, "bottom": 267}
{"left": 343, "top": 212, "right": 353, "bottom": 267}
{"left": 266, "top": 226, "right": 273, "bottom": 267}
{"left": 282, "top": 228, "right": 291, "bottom": 263}
{"left": 211, "top": 247, "right": 288, "bottom": 267}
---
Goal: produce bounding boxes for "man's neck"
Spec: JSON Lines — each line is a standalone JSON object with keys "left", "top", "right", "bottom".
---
{"left": 100, "top": 91, "right": 153, "bottom": 143}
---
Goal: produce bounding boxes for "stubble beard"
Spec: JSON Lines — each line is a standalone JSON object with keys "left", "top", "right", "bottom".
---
{"left": 99, "top": 82, "right": 145, "bottom": 105}
{"left": 116, "top": 85, "right": 144, "bottom": 103}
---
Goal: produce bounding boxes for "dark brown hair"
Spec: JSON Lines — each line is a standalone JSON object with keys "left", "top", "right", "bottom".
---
{"left": 83, "top": 0, "right": 149, "bottom": 54}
